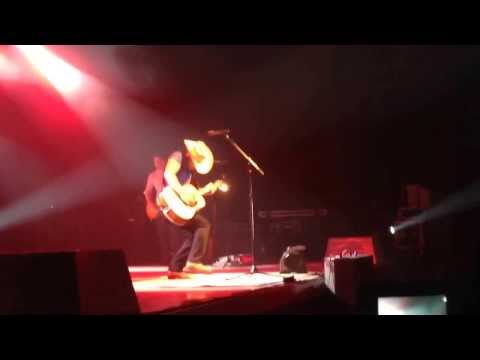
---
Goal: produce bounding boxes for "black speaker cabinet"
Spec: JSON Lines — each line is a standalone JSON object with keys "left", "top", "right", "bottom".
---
{"left": 0, "top": 249, "right": 139, "bottom": 314}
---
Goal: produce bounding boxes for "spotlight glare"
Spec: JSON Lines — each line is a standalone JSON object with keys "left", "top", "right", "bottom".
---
{"left": 0, "top": 52, "right": 20, "bottom": 79}
{"left": 218, "top": 182, "right": 229, "bottom": 193}
{"left": 389, "top": 226, "right": 395, "bottom": 235}
{"left": 16, "top": 45, "right": 82, "bottom": 95}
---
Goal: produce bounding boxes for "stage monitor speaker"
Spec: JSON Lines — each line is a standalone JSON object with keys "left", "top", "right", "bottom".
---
{"left": 0, "top": 249, "right": 139, "bottom": 315}
{"left": 325, "top": 236, "right": 377, "bottom": 264}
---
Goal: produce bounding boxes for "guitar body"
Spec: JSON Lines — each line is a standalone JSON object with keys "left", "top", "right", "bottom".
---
{"left": 157, "top": 184, "right": 206, "bottom": 226}
{"left": 154, "top": 180, "right": 226, "bottom": 226}
{"left": 162, "top": 208, "right": 189, "bottom": 227}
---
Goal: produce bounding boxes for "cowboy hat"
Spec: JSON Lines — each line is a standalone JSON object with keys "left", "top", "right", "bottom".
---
{"left": 183, "top": 139, "right": 214, "bottom": 175}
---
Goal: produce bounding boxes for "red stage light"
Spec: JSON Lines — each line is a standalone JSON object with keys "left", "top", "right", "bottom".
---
{"left": 15, "top": 45, "right": 82, "bottom": 95}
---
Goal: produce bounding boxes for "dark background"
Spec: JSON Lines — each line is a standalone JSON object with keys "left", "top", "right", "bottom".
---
{"left": 1, "top": 46, "right": 479, "bottom": 283}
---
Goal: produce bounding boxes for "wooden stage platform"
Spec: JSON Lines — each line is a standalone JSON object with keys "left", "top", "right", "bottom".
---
{"left": 129, "top": 262, "right": 333, "bottom": 314}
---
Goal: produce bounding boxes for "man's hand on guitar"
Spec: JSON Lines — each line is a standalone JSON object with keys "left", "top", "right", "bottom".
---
{"left": 211, "top": 180, "right": 227, "bottom": 194}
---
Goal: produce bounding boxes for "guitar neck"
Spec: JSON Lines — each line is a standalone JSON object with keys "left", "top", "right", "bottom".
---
{"left": 198, "top": 184, "right": 213, "bottom": 196}
{"left": 198, "top": 188, "right": 209, "bottom": 196}
{"left": 198, "top": 181, "right": 220, "bottom": 196}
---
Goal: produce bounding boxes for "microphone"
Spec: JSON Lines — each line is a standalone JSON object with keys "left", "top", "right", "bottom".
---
{"left": 207, "top": 129, "right": 230, "bottom": 136}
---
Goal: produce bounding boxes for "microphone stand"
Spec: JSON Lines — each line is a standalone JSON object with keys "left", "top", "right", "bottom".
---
{"left": 222, "top": 133, "right": 264, "bottom": 274}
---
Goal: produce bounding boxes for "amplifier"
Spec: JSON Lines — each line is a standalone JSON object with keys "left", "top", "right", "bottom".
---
{"left": 256, "top": 209, "right": 329, "bottom": 262}
{"left": 258, "top": 209, "right": 328, "bottom": 219}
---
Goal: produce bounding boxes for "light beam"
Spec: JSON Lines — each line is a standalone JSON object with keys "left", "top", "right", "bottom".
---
{"left": 16, "top": 45, "right": 83, "bottom": 95}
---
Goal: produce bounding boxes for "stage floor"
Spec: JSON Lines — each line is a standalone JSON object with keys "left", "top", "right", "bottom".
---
{"left": 129, "top": 262, "right": 324, "bottom": 314}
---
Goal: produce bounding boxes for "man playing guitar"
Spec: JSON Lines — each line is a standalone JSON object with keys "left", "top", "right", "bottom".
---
{"left": 145, "top": 139, "right": 222, "bottom": 279}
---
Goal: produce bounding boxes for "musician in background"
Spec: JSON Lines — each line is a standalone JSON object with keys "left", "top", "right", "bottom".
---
{"left": 161, "top": 139, "right": 220, "bottom": 279}
{"left": 144, "top": 155, "right": 175, "bottom": 264}
{"left": 144, "top": 155, "right": 166, "bottom": 220}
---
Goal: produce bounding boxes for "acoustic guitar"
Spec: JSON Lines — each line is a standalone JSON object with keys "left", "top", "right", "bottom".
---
{"left": 156, "top": 180, "right": 227, "bottom": 226}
